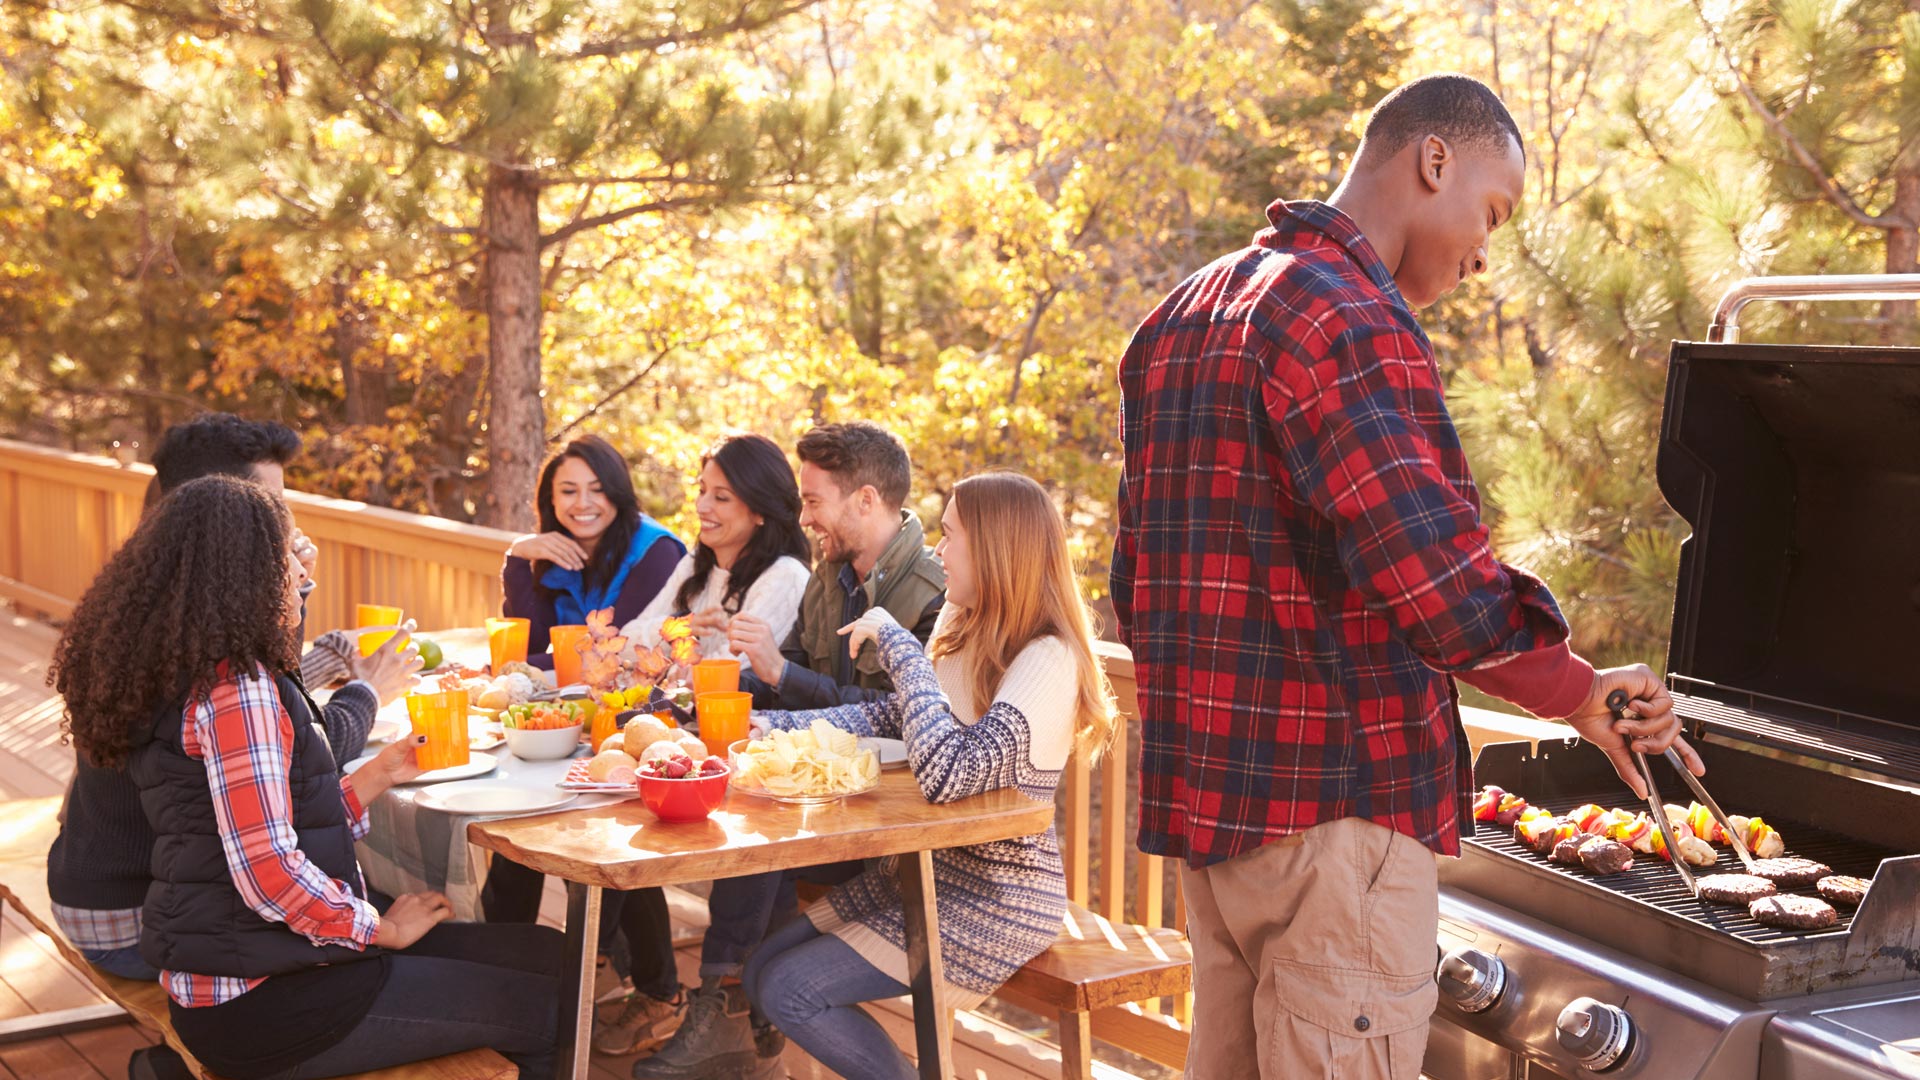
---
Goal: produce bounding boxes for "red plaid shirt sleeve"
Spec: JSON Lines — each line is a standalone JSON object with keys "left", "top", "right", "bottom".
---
{"left": 166, "top": 665, "right": 378, "bottom": 1006}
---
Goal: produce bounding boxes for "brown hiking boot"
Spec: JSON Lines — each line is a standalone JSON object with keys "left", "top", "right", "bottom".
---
{"left": 593, "top": 987, "right": 689, "bottom": 1057}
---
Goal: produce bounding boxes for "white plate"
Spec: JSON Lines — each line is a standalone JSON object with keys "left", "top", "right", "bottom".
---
{"left": 355, "top": 751, "right": 498, "bottom": 785}
{"left": 366, "top": 719, "right": 403, "bottom": 745}
{"left": 414, "top": 783, "right": 578, "bottom": 816}
{"left": 861, "top": 737, "right": 908, "bottom": 770}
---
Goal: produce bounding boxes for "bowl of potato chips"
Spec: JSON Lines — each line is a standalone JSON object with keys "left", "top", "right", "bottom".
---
{"left": 728, "top": 721, "right": 880, "bottom": 805}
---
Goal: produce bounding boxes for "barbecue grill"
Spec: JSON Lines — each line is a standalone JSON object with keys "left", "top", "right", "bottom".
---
{"left": 1424, "top": 276, "right": 1920, "bottom": 1080}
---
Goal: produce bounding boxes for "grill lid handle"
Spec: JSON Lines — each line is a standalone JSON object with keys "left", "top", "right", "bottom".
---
{"left": 1708, "top": 274, "right": 1920, "bottom": 343}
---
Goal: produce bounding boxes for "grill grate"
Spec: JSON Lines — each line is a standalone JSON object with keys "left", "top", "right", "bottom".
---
{"left": 1463, "top": 789, "right": 1903, "bottom": 945}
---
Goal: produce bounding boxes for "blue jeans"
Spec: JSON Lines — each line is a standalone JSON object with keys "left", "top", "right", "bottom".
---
{"left": 81, "top": 944, "right": 159, "bottom": 982}
{"left": 263, "top": 921, "right": 562, "bottom": 1080}
{"left": 742, "top": 916, "right": 915, "bottom": 1080}
{"left": 703, "top": 862, "right": 864, "bottom": 978}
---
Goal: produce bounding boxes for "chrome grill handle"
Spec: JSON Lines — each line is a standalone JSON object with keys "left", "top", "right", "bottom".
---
{"left": 1708, "top": 274, "right": 1920, "bottom": 344}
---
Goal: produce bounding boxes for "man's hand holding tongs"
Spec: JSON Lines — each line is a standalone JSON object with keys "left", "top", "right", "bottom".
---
{"left": 1564, "top": 665, "right": 1707, "bottom": 800}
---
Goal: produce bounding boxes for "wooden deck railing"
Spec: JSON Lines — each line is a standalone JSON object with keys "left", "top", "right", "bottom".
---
{"left": 2, "top": 435, "right": 1568, "bottom": 1073}
{"left": 0, "top": 438, "right": 516, "bottom": 638}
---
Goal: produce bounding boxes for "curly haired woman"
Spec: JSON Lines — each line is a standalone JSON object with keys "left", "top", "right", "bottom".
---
{"left": 52, "top": 476, "right": 562, "bottom": 1080}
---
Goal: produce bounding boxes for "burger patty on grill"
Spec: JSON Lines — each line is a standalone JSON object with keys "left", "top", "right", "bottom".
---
{"left": 1815, "top": 875, "right": 1871, "bottom": 908}
{"left": 1749, "top": 858, "right": 1833, "bottom": 889}
{"left": 1748, "top": 894, "right": 1839, "bottom": 931}
{"left": 1696, "top": 874, "right": 1778, "bottom": 905}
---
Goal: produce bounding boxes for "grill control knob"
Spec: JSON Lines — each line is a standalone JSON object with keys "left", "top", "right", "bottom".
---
{"left": 1556, "top": 996, "right": 1633, "bottom": 1071}
{"left": 1436, "top": 948, "right": 1508, "bottom": 1013}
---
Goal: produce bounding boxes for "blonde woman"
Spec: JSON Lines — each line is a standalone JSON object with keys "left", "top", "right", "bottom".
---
{"left": 741, "top": 471, "right": 1114, "bottom": 1080}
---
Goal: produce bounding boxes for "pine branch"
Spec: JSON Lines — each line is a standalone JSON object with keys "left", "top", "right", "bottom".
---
{"left": 537, "top": 194, "right": 718, "bottom": 247}
{"left": 546, "top": 332, "right": 726, "bottom": 442}
{"left": 562, "top": 1, "right": 822, "bottom": 61}
{"left": 1687, "top": 0, "right": 1913, "bottom": 231}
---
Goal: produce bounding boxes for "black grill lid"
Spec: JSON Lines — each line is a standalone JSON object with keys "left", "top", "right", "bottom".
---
{"left": 1657, "top": 339, "right": 1920, "bottom": 777}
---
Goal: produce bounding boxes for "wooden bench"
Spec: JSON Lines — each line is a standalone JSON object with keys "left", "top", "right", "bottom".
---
{"left": 995, "top": 903, "right": 1190, "bottom": 1080}
{"left": 0, "top": 797, "right": 516, "bottom": 1080}
{"left": 796, "top": 879, "right": 1191, "bottom": 1080}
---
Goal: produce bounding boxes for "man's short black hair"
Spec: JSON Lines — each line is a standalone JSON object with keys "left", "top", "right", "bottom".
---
{"left": 795, "top": 421, "right": 912, "bottom": 509}
{"left": 1360, "top": 73, "right": 1523, "bottom": 164}
{"left": 152, "top": 413, "right": 302, "bottom": 495}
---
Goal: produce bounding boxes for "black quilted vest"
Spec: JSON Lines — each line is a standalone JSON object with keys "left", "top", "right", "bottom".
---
{"left": 128, "top": 669, "right": 379, "bottom": 977}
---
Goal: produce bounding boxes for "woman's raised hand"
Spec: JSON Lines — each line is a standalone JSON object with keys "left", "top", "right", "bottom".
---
{"left": 836, "top": 607, "right": 900, "bottom": 658}
{"left": 507, "top": 532, "right": 589, "bottom": 571}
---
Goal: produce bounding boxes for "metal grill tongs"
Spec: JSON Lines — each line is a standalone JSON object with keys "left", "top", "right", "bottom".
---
{"left": 1606, "top": 690, "right": 1758, "bottom": 896}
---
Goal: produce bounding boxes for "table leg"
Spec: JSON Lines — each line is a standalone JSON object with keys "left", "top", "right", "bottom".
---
{"left": 897, "top": 849, "right": 953, "bottom": 1080}
{"left": 560, "top": 880, "right": 603, "bottom": 1080}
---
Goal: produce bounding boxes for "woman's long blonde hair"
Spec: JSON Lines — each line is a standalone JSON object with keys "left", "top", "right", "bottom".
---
{"left": 927, "top": 472, "right": 1116, "bottom": 760}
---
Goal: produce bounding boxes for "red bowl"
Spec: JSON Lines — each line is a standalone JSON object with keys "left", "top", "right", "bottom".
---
{"left": 636, "top": 763, "right": 731, "bottom": 822}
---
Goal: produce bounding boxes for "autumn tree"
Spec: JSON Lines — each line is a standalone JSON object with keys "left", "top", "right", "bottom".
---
{"left": 1686, "top": 0, "right": 1920, "bottom": 335}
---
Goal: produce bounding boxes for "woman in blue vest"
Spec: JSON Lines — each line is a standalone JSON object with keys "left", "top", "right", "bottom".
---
{"left": 50, "top": 476, "right": 562, "bottom": 1080}
{"left": 489, "top": 434, "right": 685, "bottom": 1011}
{"left": 500, "top": 434, "right": 685, "bottom": 671}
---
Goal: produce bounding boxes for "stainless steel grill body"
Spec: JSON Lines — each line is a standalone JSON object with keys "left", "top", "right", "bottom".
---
{"left": 1425, "top": 278, "right": 1920, "bottom": 1080}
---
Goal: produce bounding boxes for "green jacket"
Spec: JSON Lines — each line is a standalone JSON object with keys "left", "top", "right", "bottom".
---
{"left": 770, "top": 511, "right": 946, "bottom": 709}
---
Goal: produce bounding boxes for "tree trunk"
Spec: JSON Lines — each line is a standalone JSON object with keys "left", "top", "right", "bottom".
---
{"left": 333, "top": 278, "right": 392, "bottom": 504}
{"left": 480, "top": 163, "right": 544, "bottom": 531}
{"left": 335, "top": 280, "right": 385, "bottom": 429}
{"left": 1882, "top": 163, "right": 1920, "bottom": 341}
{"left": 426, "top": 271, "right": 489, "bottom": 521}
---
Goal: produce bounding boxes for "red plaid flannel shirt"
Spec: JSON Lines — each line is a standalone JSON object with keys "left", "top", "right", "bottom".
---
{"left": 165, "top": 664, "right": 379, "bottom": 1006}
{"left": 1112, "top": 200, "right": 1593, "bottom": 867}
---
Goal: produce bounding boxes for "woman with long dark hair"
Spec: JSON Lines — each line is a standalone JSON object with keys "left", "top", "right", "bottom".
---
{"left": 621, "top": 433, "right": 812, "bottom": 660}
{"left": 501, "top": 434, "right": 685, "bottom": 670}
{"left": 489, "top": 435, "right": 686, "bottom": 1001}
{"left": 589, "top": 433, "right": 812, "bottom": 1058}
{"left": 51, "top": 476, "right": 561, "bottom": 1080}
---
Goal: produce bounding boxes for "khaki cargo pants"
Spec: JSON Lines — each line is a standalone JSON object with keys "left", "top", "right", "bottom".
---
{"left": 1180, "top": 817, "right": 1438, "bottom": 1080}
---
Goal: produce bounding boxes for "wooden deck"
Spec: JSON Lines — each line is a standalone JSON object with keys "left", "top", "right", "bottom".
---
{"left": 0, "top": 611, "right": 1141, "bottom": 1080}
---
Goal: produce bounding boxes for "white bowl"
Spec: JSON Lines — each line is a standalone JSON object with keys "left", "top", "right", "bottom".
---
{"left": 503, "top": 723, "right": 584, "bottom": 761}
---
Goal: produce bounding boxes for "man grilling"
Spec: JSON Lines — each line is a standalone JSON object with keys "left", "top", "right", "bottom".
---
{"left": 1111, "top": 73, "right": 1708, "bottom": 1080}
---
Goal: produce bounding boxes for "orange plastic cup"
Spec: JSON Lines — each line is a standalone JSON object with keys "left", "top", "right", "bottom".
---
{"left": 406, "top": 688, "right": 471, "bottom": 772}
{"left": 550, "top": 624, "right": 590, "bottom": 688}
{"left": 356, "top": 604, "right": 403, "bottom": 657}
{"left": 691, "top": 658, "right": 741, "bottom": 698}
{"left": 486, "top": 617, "right": 531, "bottom": 673}
{"left": 696, "top": 691, "right": 752, "bottom": 759}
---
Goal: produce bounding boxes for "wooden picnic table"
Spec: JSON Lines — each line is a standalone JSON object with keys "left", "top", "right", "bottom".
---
{"left": 412, "top": 626, "right": 1058, "bottom": 1080}
{"left": 468, "top": 768, "right": 1056, "bottom": 1080}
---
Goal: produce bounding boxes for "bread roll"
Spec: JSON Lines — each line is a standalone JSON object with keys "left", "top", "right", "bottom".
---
{"left": 587, "top": 749, "right": 637, "bottom": 784}
{"left": 622, "top": 715, "right": 675, "bottom": 758}
{"left": 640, "top": 740, "right": 690, "bottom": 764}
{"left": 674, "top": 732, "right": 708, "bottom": 761}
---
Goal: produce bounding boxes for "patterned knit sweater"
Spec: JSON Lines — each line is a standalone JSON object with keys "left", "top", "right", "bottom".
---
{"left": 761, "top": 618, "right": 1073, "bottom": 1007}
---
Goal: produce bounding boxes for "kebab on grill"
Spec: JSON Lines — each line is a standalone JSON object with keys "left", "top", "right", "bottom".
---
{"left": 1551, "top": 834, "right": 1636, "bottom": 875}
{"left": 1683, "top": 804, "right": 1787, "bottom": 858}
{"left": 1605, "top": 811, "right": 1717, "bottom": 867}
{"left": 1513, "top": 812, "right": 1582, "bottom": 857}
{"left": 1471, "top": 786, "right": 1533, "bottom": 827}
{"left": 1480, "top": 787, "right": 1789, "bottom": 858}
